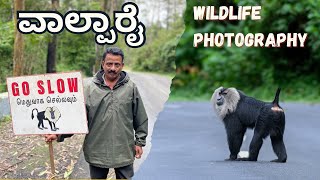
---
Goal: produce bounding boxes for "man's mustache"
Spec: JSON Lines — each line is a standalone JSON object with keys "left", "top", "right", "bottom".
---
{"left": 108, "top": 70, "right": 117, "bottom": 74}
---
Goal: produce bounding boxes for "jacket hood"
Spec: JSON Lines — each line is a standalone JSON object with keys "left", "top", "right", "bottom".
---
{"left": 93, "top": 70, "right": 129, "bottom": 88}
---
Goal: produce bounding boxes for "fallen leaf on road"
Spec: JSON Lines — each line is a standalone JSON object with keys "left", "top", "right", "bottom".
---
{"left": 64, "top": 169, "right": 73, "bottom": 179}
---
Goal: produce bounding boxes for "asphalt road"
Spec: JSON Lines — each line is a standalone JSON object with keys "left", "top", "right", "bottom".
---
{"left": 0, "top": 93, "right": 10, "bottom": 119}
{"left": 134, "top": 102, "right": 320, "bottom": 180}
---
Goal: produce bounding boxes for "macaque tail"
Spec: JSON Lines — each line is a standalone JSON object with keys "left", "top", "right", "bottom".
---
{"left": 272, "top": 88, "right": 281, "bottom": 106}
{"left": 31, "top": 108, "right": 38, "bottom": 119}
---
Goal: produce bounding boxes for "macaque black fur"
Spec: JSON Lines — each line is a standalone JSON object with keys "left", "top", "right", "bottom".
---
{"left": 212, "top": 87, "right": 287, "bottom": 163}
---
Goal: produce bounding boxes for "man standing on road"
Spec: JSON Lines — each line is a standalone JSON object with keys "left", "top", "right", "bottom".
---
{"left": 45, "top": 47, "right": 148, "bottom": 179}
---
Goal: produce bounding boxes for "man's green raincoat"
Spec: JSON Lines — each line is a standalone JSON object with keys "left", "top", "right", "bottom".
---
{"left": 60, "top": 70, "right": 148, "bottom": 168}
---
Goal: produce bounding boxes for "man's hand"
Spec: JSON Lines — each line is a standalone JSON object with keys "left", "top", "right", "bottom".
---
{"left": 44, "top": 134, "right": 58, "bottom": 143}
{"left": 135, "top": 145, "right": 143, "bottom": 159}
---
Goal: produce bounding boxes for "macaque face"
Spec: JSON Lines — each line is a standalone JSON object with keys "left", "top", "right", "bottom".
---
{"left": 216, "top": 88, "right": 228, "bottom": 106}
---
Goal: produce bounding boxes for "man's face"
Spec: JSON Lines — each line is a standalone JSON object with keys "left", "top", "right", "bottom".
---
{"left": 102, "top": 54, "right": 124, "bottom": 81}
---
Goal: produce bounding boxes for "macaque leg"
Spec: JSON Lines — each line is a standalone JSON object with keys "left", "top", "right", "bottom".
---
{"left": 270, "top": 135, "right": 287, "bottom": 163}
{"left": 226, "top": 127, "right": 246, "bottom": 160}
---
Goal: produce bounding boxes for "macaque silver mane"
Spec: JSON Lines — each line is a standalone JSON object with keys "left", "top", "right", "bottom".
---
{"left": 211, "top": 87, "right": 287, "bottom": 163}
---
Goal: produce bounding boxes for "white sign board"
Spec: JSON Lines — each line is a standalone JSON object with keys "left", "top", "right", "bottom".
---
{"left": 6, "top": 72, "right": 88, "bottom": 135}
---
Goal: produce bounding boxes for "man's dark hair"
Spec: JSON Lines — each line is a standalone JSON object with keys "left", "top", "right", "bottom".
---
{"left": 102, "top": 47, "right": 124, "bottom": 62}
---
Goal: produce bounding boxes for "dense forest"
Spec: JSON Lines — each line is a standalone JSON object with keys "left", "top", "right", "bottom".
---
{"left": 0, "top": 0, "right": 185, "bottom": 92}
{"left": 172, "top": 0, "right": 320, "bottom": 101}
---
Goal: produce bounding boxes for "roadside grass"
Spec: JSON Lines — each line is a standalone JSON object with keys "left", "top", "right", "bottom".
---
{"left": 0, "top": 117, "right": 85, "bottom": 179}
{"left": 169, "top": 89, "right": 211, "bottom": 102}
{"left": 0, "top": 83, "right": 6, "bottom": 93}
{"left": 247, "top": 85, "right": 320, "bottom": 104}
{"left": 0, "top": 115, "right": 10, "bottom": 127}
{"left": 169, "top": 85, "right": 320, "bottom": 104}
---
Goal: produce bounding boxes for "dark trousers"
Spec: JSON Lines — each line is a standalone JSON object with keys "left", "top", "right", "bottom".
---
{"left": 89, "top": 164, "right": 134, "bottom": 179}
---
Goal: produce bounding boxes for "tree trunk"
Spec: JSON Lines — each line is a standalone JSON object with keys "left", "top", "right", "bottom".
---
{"left": 46, "top": 35, "right": 58, "bottom": 73}
{"left": 93, "top": 0, "right": 109, "bottom": 74}
{"left": 101, "top": 0, "right": 107, "bottom": 12}
{"left": 166, "top": 0, "right": 170, "bottom": 29}
{"left": 94, "top": 42, "right": 101, "bottom": 74}
{"left": 11, "top": 0, "right": 14, "bottom": 21}
{"left": 46, "top": 0, "right": 59, "bottom": 73}
{"left": 13, "top": 0, "right": 25, "bottom": 76}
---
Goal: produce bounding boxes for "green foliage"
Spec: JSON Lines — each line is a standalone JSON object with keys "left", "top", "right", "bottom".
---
{"left": 159, "top": 39, "right": 177, "bottom": 72}
{"left": 173, "top": 0, "right": 320, "bottom": 101}
{"left": 0, "top": 115, "right": 11, "bottom": 127}
{"left": 0, "top": 83, "right": 7, "bottom": 92}
{"left": 130, "top": 18, "right": 184, "bottom": 73}
{"left": 130, "top": 35, "right": 178, "bottom": 73}
{"left": 57, "top": 32, "right": 96, "bottom": 76}
{"left": 0, "top": 21, "right": 14, "bottom": 83}
{"left": 0, "top": 0, "right": 12, "bottom": 22}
